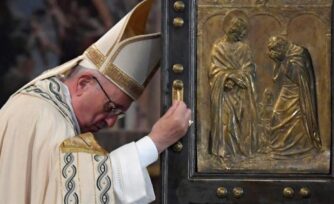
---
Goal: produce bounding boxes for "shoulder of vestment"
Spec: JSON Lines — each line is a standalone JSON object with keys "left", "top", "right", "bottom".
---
{"left": 60, "top": 132, "right": 108, "bottom": 156}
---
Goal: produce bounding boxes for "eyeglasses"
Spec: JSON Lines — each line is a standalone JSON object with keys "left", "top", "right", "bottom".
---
{"left": 92, "top": 77, "right": 125, "bottom": 118}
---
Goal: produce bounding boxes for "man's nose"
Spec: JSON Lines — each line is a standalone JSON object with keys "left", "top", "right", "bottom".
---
{"left": 105, "top": 115, "right": 118, "bottom": 128}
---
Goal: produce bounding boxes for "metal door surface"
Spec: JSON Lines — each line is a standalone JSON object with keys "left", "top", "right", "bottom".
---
{"left": 161, "top": 0, "right": 334, "bottom": 203}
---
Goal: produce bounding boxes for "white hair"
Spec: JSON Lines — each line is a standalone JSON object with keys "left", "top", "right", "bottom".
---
{"left": 63, "top": 65, "right": 103, "bottom": 80}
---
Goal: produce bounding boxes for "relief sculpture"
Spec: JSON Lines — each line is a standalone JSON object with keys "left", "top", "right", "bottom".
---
{"left": 267, "top": 36, "right": 322, "bottom": 159}
{"left": 208, "top": 12, "right": 258, "bottom": 162}
{"left": 209, "top": 35, "right": 323, "bottom": 160}
{"left": 197, "top": 0, "right": 331, "bottom": 173}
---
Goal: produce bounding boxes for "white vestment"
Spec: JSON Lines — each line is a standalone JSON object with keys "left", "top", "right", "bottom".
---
{"left": 0, "top": 77, "right": 157, "bottom": 204}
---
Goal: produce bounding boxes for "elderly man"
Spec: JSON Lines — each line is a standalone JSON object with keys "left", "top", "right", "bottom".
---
{"left": 0, "top": 0, "right": 191, "bottom": 203}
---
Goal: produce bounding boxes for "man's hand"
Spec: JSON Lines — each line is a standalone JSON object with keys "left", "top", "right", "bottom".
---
{"left": 149, "top": 101, "right": 191, "bottom": 153}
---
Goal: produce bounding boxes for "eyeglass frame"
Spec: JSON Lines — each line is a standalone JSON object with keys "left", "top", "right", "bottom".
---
{"left": 91, "top": 76, "right": 125, "bottom": 119}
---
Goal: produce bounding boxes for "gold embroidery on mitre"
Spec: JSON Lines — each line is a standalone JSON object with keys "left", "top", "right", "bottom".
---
{"left": 143, "top": 62, "right": 160, "bottom": 87}
{"left": 107, "top": 34, "right": 160, "bottom": 91}
{"left": 85, "top": 45, "right": 106, "bottom": 68}
{"left": 102, "top": 62, "right": 144, "bottom": 99}
{"left": 60, "top": 132, "right": 108, "bottom": 156}
{"left": 110, "top": 34, "right": 159, "bottom": 62}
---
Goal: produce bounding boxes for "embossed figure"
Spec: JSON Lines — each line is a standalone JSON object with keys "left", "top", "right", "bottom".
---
{"left": 209, "top": 13, "right": 258, "bottom": 161}
{"left": 267, "top": 36, "right": 322, "bottom": 159}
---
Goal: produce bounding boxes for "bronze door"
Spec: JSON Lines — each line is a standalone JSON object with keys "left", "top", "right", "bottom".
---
{"left": 161, "top": 0, "right": 334, "bottom": 203}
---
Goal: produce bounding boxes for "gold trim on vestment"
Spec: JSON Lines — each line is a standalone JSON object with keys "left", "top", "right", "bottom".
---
{"left": 60, "top": 132, "right": 108, "bottom": 156}
{"left": 58, "top": 150, "right": 64, "bottom": 201}
{"left": 76, "top": 152, "right": 82, "bottom": 202}
{"left": 91, "top": 155, "right": 98, "bottom": 204}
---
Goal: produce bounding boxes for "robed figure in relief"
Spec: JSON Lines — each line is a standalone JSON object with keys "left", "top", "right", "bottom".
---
{"left": 267, "top": 36, "right": 322, "bottom": 159}
{"left": 209, "top": 13, "right": 258, "bottom": 161}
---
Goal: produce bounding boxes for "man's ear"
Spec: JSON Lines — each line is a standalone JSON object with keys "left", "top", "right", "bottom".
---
{"left": 75, "top": 75, "right": 93, "bottom": 96}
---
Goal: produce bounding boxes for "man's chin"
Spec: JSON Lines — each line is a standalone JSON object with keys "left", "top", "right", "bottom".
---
{"left": 81, "top": 127, "right": 99, "bottom": 133}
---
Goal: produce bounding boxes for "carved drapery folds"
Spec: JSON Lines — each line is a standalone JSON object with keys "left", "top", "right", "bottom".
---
{"left": 197, "top": 0, "right": 331, "bottom": 173}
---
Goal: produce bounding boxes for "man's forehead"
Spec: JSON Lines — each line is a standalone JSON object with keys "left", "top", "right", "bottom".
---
{"left": 103, "top": 79, "right": 133, "bottom": 107}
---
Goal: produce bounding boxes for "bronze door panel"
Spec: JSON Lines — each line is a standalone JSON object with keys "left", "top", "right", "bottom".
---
{"left": 162, "top": 0, "right": 334, "bottom": 203}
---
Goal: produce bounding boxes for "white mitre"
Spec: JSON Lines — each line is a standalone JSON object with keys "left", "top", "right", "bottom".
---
{"left": 79, "top": 0, "right": 160, "bottom": 99}
{"left": 18, "top": 0, "right": 161, "bottom": 100}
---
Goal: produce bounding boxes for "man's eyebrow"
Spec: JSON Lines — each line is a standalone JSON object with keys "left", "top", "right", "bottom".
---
{"left": 111, "top": 100, "right": 126, "bottom": 111}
